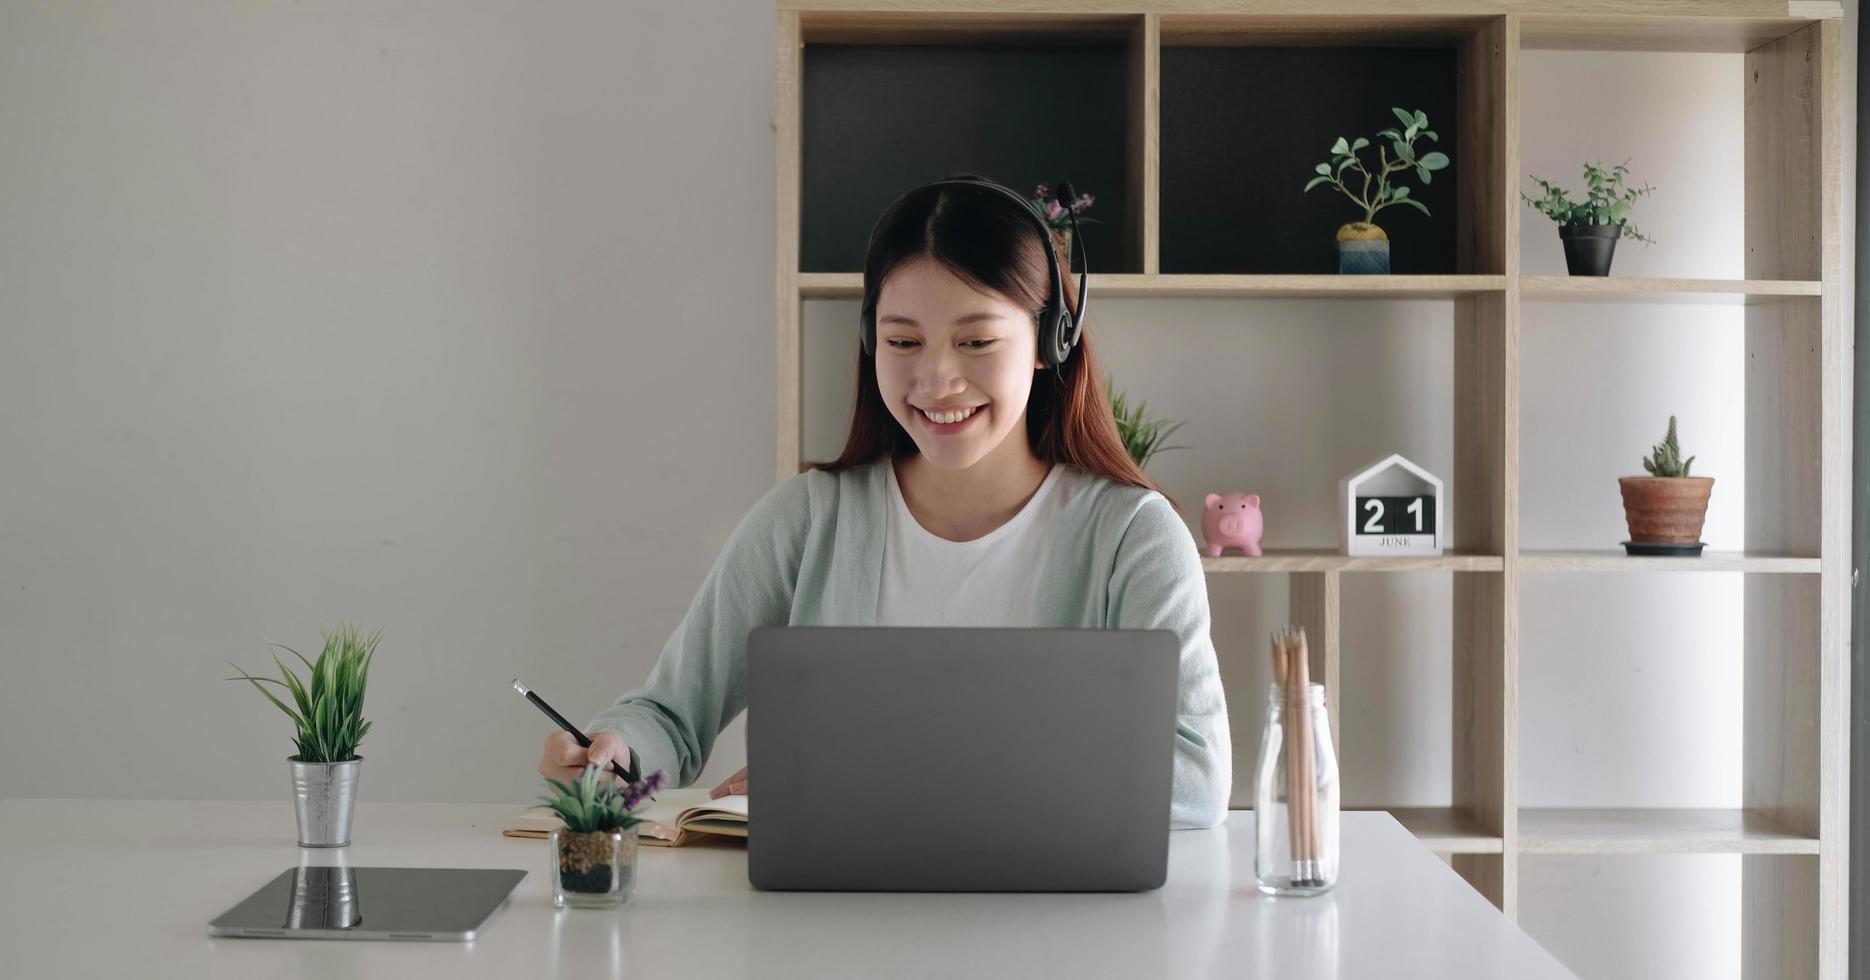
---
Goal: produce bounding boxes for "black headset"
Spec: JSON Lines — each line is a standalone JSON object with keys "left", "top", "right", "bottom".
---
{"left": 858, "top": 176, "right": 1090, "bottom": 370}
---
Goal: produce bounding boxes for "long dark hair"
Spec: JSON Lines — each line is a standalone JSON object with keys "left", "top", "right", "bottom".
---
{"left": 811, "top": 174, "right": 1178, "bottom": 513}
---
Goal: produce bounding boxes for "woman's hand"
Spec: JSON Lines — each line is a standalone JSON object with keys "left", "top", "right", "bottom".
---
{"left": 710, "top": 765, "right": 747, "bottom": 799}
{"left": 540, "top": 729, "right": 631, "bottom": 785}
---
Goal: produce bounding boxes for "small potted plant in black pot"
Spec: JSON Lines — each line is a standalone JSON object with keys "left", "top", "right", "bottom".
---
{"left": 541, "top": 764, "right": 668, "bottom": 909}
{"left": 1619, "top": 415, "right": 1713, "bottom": 557}
{"left": 1522, "top": 160, "right": 1655, "bottom": 276}
{"left": 226, "top": 623, "right": 378, "bottom": 847}
{"left": 1304, "top": 107, "right": 1449, "bottom": 274}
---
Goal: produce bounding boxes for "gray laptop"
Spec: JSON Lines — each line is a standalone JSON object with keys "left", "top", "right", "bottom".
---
{"left": 746, "top": 626, "right": 1180, "bottom": 892}
{"left": 208, "top": 867, "right": 525, "bottom": 941}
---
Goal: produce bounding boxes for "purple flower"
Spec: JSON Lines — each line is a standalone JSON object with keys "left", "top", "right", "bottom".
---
{"left": 1034, "top": 183, "right": 1050, "bottom": 200}
{"left": 1045, "top": 200, "right": 1065, "bottom": 222}
{"left": 622, "top": 769, "right": 668, "bottom": 811}
{"left": 1071, "top": 193, "right": 1095, "bottom": 213}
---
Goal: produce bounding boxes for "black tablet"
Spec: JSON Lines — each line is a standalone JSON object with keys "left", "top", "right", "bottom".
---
{"left": 208, "top": 866, "right": 526, "bottom": 941}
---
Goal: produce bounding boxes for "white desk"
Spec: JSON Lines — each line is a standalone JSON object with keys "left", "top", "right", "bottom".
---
{"left": 0, "top": 799, "right": 1574, "bottom": 979}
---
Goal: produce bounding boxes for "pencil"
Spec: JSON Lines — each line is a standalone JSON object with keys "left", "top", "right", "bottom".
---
{"left": 1292, "top": 628, "right": 1317, "bottom": 884}
{"left": 512, "top": 679, "right": 641, "bottom": 785}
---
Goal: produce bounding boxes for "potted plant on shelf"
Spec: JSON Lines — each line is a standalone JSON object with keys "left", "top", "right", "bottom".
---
{"left": 1031, "top": 182, "right": 1099, "bottom": 264}
{"left": 541, "top": 765, "right": 669, "bottom": 909}
{"left": 1304, "top": 107, "right": 1450, "bottom": 274}
{"left": 1522, "top": 159, "right": 1655, "bottom": 276}
{"left": 226, "top": 622, "right": 379, "bottom": 847}
{"left": 1619, "top": 415, "right": 1713, "bottom": 557}
{"left": 1107, "top": 373, "right": 1189, "bottom": 472}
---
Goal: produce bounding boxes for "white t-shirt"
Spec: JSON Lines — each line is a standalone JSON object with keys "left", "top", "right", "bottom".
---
{"left": 875, "top": 459, "right": 1073, "bottom": 626}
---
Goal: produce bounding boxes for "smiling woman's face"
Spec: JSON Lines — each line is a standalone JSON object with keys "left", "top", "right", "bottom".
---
{"left": 873, "top": 257, "right": 1045, "bottom": 472}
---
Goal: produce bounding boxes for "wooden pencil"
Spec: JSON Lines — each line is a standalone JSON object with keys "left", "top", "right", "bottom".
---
{"left": 1272, "top": 630, "right": 1301, "bottom": 876}
{"left": 1292, "top": 627, "right": 1316, "bottom": 881}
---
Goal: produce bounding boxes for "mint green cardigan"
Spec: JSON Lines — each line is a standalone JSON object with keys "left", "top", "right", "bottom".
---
{"left": 586, "top": 458, "right": 1233, "bottom": 829}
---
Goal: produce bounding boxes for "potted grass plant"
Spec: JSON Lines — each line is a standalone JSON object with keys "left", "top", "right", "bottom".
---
{"left": 1618, "top": 416, "right": 1713, "bottom": 556}
{"left": 1522, "top": 160, "right": 1655, "bottom": 276}
{"left": 226, "top": 623, "right": 378, "bottom": 847}
{"left": 541, "top": 765, "right": 668, "bottom": 909}
{"left": 1304, "top": 107, "right": 1450, "bottom": 274}
{"left": 1107, "top": 373, "right": 1189, "bottom": 472}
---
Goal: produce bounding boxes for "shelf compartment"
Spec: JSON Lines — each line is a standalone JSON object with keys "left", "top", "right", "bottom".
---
{"left": 799, "top": 22, "right": 1144, "bottom": 273}
{"left": 1160, "top": 43, "right": 1459, "bottom": 274}
{"left": 1519, "top": 276, "right": 1822, "bottom": 304}
{"left": 1519, "top": 551, "right": 1821, "bottom": 574}
{"left": 797, "top": 272, "right": 1505, "bottom": 299}
{"left": 1519, "top": 808, "right": 1821, "bottom": 855}
{"left": 1370, "top": 806, "right": 1504, "bottom": 854}
{"left": 1202, "top": 551, "right": 1503, "bottom": 574}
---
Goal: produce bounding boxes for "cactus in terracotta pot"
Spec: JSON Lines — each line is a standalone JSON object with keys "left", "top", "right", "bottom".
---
{"left": 1617, "top": 416, "right": 1714, "bottom": 555}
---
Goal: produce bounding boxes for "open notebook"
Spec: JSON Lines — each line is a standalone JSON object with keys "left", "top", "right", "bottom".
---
{"left": 504, "top": 787, "right": 748, "bottom": 847}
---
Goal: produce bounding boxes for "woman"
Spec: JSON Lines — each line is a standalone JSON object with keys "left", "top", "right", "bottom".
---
{"left": 539, "top": 175, "right": 1231, "bottom": 828}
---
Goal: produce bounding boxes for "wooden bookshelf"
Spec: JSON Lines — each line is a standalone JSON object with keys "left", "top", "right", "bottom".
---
{"left": 1381, "top": 806, "right": 1507, "bottom": 854}
{"left": 1202, "top": 551, "right": 1505, "bottom": 573}
{"left": 1519, "top": 550, "right": 1822, "bottom": 573}
{"left": 1519, "top": 808, "right": 1823, "bottom": 855}
{"left": 1520, "top": 275, "right": 1824, "bottom": 303}
{"left": 800, "top": 271, "right": 1508, "bottom": 299}
{"left": 774, "top": 3, "right": 1848, "bottom": 976}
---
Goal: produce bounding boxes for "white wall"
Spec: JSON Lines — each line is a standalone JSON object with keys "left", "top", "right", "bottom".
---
{"left": 0, "top": 0, "right": 775, "bottom": 803}
{"left": 1, "top": 4, "right": 1856, "bottom": 980}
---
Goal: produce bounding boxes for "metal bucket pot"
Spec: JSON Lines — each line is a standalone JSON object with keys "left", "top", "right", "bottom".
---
{"left": 290, "top": 756, "right": 361, "bottom": 847}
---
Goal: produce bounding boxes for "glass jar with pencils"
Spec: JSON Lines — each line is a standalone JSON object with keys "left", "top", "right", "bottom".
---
{"left": 1254, "top": 627, "right": 1340, "bottom": 896}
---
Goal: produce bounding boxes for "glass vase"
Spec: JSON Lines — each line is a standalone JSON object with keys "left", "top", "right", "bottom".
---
{"left": 550, "top": 827, "right": 637, "bottom": 909}
{"left": 1253, "top": 682, "right": 1340, "bottom": 896}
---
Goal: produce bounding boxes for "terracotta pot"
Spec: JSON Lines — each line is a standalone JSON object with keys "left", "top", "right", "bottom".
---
{"left": 1618, "top": 476, "right": 1714, "bottom": 543}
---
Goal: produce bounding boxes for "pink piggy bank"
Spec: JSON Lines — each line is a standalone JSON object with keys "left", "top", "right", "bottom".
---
{"left": 1203, "top": 493, "right": 1264, "bottom": 557}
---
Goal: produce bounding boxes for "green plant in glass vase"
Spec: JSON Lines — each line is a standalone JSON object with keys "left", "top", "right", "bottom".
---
{"left": 541, "top": 765, "right": 668, "bottom": 908}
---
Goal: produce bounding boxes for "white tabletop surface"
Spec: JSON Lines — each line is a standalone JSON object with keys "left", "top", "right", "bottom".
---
{"left": 0, "top": 799, "right": 1574, "bottom": 979}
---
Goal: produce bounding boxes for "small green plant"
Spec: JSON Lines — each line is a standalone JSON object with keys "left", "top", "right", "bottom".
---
{"left": 225, "top": 623, "right": 378, "bottom": 763}
{"left": 1522, "top": 160, "right": 1656, "bottom": 243}
{"left": 1304, "top": 107, "right": 1450, "bottom": 227}
{"left": 541, "top": 765, "right": 669, "bottom": 833}
{"left": 1641, "top": 416, "right": 1696, "bottom": 477}
{"left": 1107, "top": 373, "right": 1189, "bottom": 471}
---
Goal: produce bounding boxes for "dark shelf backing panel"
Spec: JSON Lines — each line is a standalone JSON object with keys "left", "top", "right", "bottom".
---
{"left": 802, "top": 42, "right": 1139, "bottom": 273}
{"left": 1160, "top": 45, "right": 1460, "bottom": 275}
